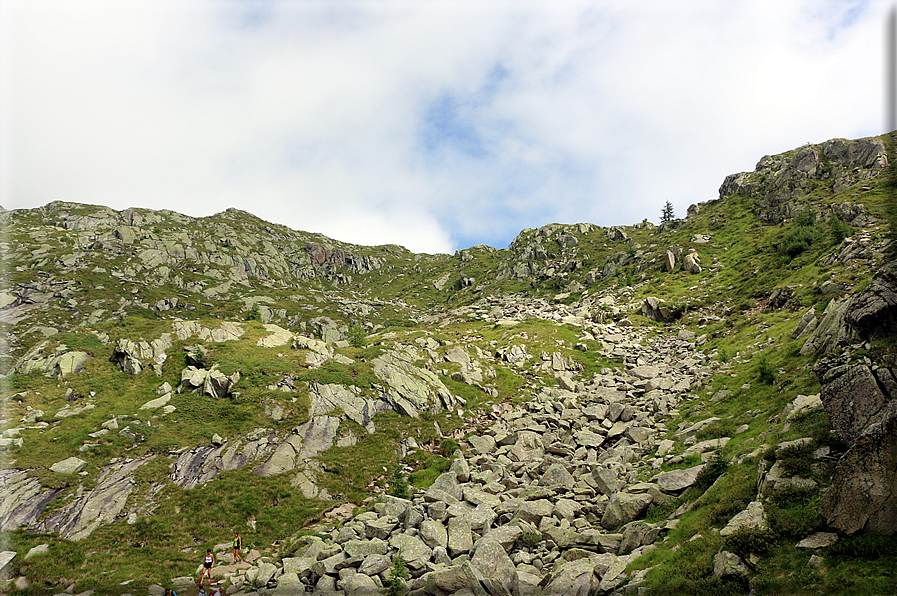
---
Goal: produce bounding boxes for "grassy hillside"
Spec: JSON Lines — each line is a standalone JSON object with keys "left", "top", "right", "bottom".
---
{"left": 1, "top": 133, "right": 896, "bottom": 595}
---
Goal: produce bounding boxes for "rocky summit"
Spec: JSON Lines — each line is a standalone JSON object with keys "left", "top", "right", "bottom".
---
{"left": 2, "top": 133, "right": 897, "bottom": 595}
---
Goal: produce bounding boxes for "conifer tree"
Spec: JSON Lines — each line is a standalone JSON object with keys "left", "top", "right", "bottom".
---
{"left": 660, "top": 201, "right": 675, "bottom": 223}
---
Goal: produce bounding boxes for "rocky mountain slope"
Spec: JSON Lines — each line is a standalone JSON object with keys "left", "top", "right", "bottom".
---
{"left": 1, "top": 133, "right": 897, "bottom": 595}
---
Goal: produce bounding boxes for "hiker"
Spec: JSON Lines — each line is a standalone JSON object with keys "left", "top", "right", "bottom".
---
{"left": 164, "top": 589, "right": 177, "bottom": 596}
{"left": 199, "top": 548, "right": 214, "bottom": 584}
{"left": 197, "top": 588, "right": 207, "bottom": 596}
{"left": 232, "top": 530, "right": 243, "bottom": 563}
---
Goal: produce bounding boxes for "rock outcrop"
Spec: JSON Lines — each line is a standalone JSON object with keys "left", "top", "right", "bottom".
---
{"left": 36, "top": 457, "right": 153, "bottom": 540}
{"left": 719, "top": 136, "right": 888, "bottom": 223}
{"left": 845, "top": 260, "right": 897, "bottom": 340}
{"left": 372, "top": 347, "right": 462, "bottom": 417}
{"left": 815, "top": 259, "right": 897, "bottom": 535}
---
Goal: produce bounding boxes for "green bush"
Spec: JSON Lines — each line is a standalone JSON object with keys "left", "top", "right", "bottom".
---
{"left": 755, "top": 356, "right": 776, "bottom": 385}
{"left": 723, "top": 526, "right": 778, "bottom": 556}
{"left": 828, "top": 534, "right": 897, "bottom": 559}
{"left": 383, "top": 557, "right": 410, "bottom": 596}
{"left": 696, "top": 420, "right": 738, "bottom": 442}
{"left": 780, "top": 226, "right": 818, "bottom": 258}
{"left": 796, "top": 208, "right": 816, "bottom": 227}
{"left": 408, "top": 459, "right": 450, "bottom": 488}
{"left": 767, "top": 490, "right": 821, "bottom": 539}
{"left": 245, "top": 303, "right": 262, "bottom": 322}
{"left": 439, "top": 439, "right": 460, "bottom": 457}
{"left": 776, "top": 445, "right": 815, "bottom": 476}
{"left": 829, "top": 216, "right": 851, "bottom": 244}
{"left": 348, "top": 325, "right": 367, "bottom": 348}
{"left": 388, "top": 468, "right": 411, "bottom": 500}
{"left": 693, "top": 450, "right": 729, "bottom": 493}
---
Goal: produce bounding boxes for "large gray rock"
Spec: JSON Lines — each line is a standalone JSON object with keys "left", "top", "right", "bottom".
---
{"left": 447, "top": 517, "right": 473, "bottom": 557}
{"left": 173, "top": 320, "right": 245, "bottom": 342}
{"left": 800, "top": 297, "right": 853, "bottom": 355}
{"left": 309, "top": 382, "right": 384, "bottom": 433}
{"left": 14, "top": 341, "right": 91, "bottom": 378}
{"left": 389, "top": 533, "right": 432, "bottom": 570}
{"left": 424, "top": 565, "right": 473, "bottom": 594}
{"left": 372, "top": 348, "right": 460, "bottom": 417}
{"left": 50, "top": 457, "right": 87, "bottom": 475}
{"left": 542, "top": 556, "right": 601, "bottom": 596}
{"left": 720, "top": 501, "right": 768, "bottom": 536}
{"left": 655, "top": 464, "right": 706, "bottom": 492}
{"left": 256, "top": 324, "right": 293, "bottom": 347}
{"left": 252, "top": 434, "right": 305, "bottom": 477}
{"left": 170, "top": 430, "right": 274, "bottom": 488}
{"left": 845, "top": 261, "right": 897, "bottom": 340}
{"left": 111, "top": 335, "right": 172, "bottom": 375}
{"left": 357, "top": 553, "right": 391, "bottom": 576}
{"left": 539, "top": 462, "right": 574, "bottom": 487}
{"left": 641, "top": 297, "right": 670, "bottom": 322}
{"left": 343, "top": 538, "right": 388, "bottom": 558}
{"left": 253, "top": 417, "right": 339, "bottom": 477}
{"left": 683, "top": 250, "right": 702, "bottom": 274}
{"left": 514, "top": 499, "right": 554, "bottom": 525}
{"left": 0, "top": 551, "right": 15, "bottom": 579}
{"left": 429, "top": 472, "right": 463, "bottom": 501}
{"left": 822, "top": 399, "right": 897, "bottom": 535}
{"left": 478, "top": 525, "right": 523, "bottom": 553}
{"left": 817, "top": 362, "right": 891, "bottom": 445}
{"left": 342, "top": 573, "right": 379, "bottom": 596}
{"left": 179, "top": 365, "right": 240, "bottom": 398}
{"left": 593, "top": 467, "right": 626, "bottom": 495}
{"left": 470, "top": 540, "right": 515, "bottom": 595}
{"left": 713, "top": 551, "right": 750, "bottom": 578}
{"left": 419, "top": 519, "right": 448, "bottom": 549}
{"left": 253, "top": 561, "right": 278, "bottom": 587}
{"left": 601, "top": 493, "right": 653, "bottom": 530}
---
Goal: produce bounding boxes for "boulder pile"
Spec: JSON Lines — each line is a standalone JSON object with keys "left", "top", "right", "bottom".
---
{"left": 205, "top": 325, "right": 727, "bottom": 595}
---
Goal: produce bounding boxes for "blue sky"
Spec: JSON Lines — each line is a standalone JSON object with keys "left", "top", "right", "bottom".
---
{"left": 0, "top": 0, "right": 888, "bottom": 253}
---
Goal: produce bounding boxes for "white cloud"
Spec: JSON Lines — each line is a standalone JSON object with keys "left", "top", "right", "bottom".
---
{"left": 1, "top": 0, "right": 889, "bottom": 253}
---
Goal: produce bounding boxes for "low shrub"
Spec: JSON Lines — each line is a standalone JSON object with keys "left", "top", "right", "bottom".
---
{"left": 828, "top": 534, "right": 897, "bottom": 559}
{"left": 767, "top": 491, "right": 822, "bottom": 539}
{"left": 780, "top": 226, "right": 818, "bottom": 259}
{"left": 388, "top": 468, "right": 411, "bottom": 500}
{"left": 439, "top": 438, "right": 460, "bottom": 457}
{"left": 383, "top": 557, "right": 410, "bottom": 596}
{"left": 348, "top": 325, "right": 367, "bottom": 348}
{"left": 723, "top": 526, "right": 778, "bottom": 556}
{"left": 776, "top": 444, "right": 815, "bottom": 476}
{"left": 693, "top": 450, "right": 729, "bottom": 493}
{"left": 796, "top": 209, "right": 817, "bottom": 227}
{"left": 755, "top": 356, "right": 776, "bottom": 385}
{"left": 245, "top": 303, "right": 262, "bottom": 321}
{"left": 830, "top": 216, "right": 851, "bottom": 244}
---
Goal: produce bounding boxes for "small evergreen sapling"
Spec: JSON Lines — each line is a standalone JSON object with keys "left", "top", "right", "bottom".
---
{"left": 383, "top": 557, "right": 409, "bottom": 596}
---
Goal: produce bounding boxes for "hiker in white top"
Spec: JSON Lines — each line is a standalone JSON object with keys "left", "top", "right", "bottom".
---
{"left": 199, "top": 548, "right": 214, "bottom": 585}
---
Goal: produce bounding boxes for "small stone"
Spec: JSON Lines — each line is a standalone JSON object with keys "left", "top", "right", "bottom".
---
{"left": 50, "top": 457, "right": 87, "bottom": 475}
{"left": 796, "top": 532, "right": 839, "bottom": 549}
